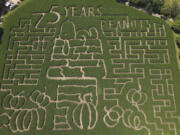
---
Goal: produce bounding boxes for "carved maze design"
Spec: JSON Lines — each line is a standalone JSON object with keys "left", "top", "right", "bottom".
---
{"left": 149, "top": 69, "right": 179, "bottom": 135}
{"left": 0, "top": 12, "right": 56, "bottom": 133}
{"left": 101, "top": 16, "right": 180, "bottom": 135}
{"left": 48, "top": 20, "right": 102, "bottom": 130}
{"left": 0, "top": 6, "right": 180, "bottom": 135}
{"left": 1, "top": 18, "right": 55, "bottom": 88}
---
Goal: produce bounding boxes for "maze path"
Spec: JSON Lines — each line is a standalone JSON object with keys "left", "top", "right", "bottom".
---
{"left": 101, "top": 16, "right": 180, "bottom": 135}
{"left": 2, "top": 18, "right": 55, "bottom": 89}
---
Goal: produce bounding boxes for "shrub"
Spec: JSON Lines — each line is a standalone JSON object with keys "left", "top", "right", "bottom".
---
{"left": 151, "top": 0, "right": 164, "bottom": 13}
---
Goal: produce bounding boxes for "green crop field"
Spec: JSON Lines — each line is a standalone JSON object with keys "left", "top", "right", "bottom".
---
{"left": 0, "top": 0, "right": 180, "bottom": 135}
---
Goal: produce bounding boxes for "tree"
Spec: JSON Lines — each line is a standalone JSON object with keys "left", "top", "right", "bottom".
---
{"left": 160, "top": 5, "right": 172, "bottom": 17}
{"left": 145, "top": 2, "right": 153, "bottom": 13}
{"left": 171, "top": 1, "right": 180, "bottom": 18}
{"left": 128, "top": 0, "right": 164, "bottom": 14}
{"left": 152, "top": 0, "right": 164, "bottom": 13}
{"left": 128, "top": 0, "right": 149, "bottom": 7}
{"left": 0, "top": 0, "right": 4, "bottom": 9}
{"left": 172, "top": 15, "right": 180, "bottom": 33}
{"left": 0, "top": 0, "right": 5, "bottom": 16}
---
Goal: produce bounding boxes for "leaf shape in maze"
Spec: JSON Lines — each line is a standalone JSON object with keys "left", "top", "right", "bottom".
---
{"left": 23, "top": 111, "right": 32, "bottom": 130}
{"left": 36, "top": 108, "right": 46, "bottom": 129}
{"left": 3, "top": 93, "right": 25, "bottom": 109}
{"left": 30, "top": 90, "right": 50, "bottom": 108}
{"left": 89, "top": 27, "right": 98, "bottom": 39}
{"left": 87, "top": 103, "right": 98, "bottom": 129}
{"left": 36, "top": 94, "right": 44, "bottom": 103}
{"left": 8, "top": 108, "right": 46, "bottom": 132}
{"left": 72, "top": 99, "right": 98, "bottom": 129}
{"left": 10, "top": 110, "right": 32, "bottom": 132}
{"left": 40, "top": 96, "right": 50, "bottom": 107}
{"left": 63, "top": 41, "right": 69, "bottom": 55}
{"left": 0, "top": 114, "right": 9, "bottom": 128}
{"left": 103, "top": 106, "right": 123, "bottom": 128}
{"left": 3, "top": 94, "right": 12, "bottom": 108}
{"left": 16, "top": 110, "right": 27, "bottom": 131}
{"left": 133, "top": 116, "right": 141, "bottom": 129}
{"left": 73, "top": 104, "right": 83, "bottom": 129}
{"left": 30, "top": 91, "right": 40, "bottom": 103}
{"left": 9, "top": 111, "right": 20, "bottom": 132}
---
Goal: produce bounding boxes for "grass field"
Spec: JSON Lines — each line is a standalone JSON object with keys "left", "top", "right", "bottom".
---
{"left": 0, "top": 0, "right": 180, "bottom": 135}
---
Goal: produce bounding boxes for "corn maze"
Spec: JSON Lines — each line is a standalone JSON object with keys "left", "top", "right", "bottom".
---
{"left": 0, "top": 0, "right": 180, "bottom": 135}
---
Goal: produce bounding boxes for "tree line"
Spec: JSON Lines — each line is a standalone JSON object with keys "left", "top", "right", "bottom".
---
{"left": 117, "top": 0, "right": 180, "bottom": 45}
